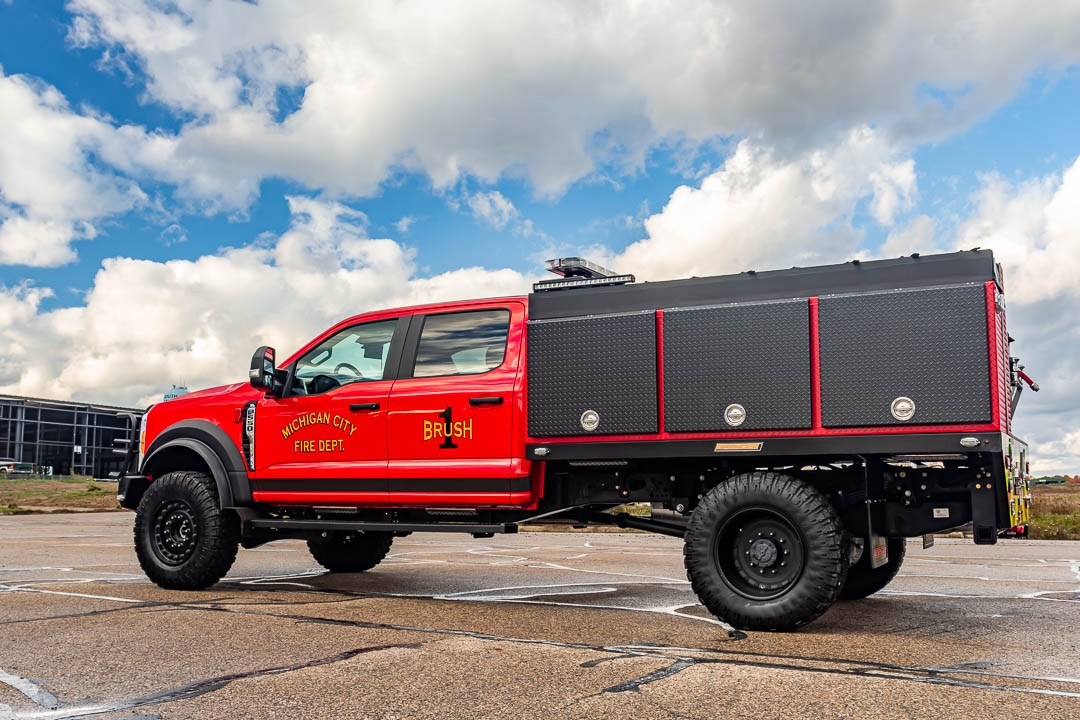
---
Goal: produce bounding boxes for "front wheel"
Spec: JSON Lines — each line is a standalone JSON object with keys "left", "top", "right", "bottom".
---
{"left": 684, "top": 472, "right": 847, "bottom": 631}
{"left": 134, "top": 470, "right": 239, "bottom": 589}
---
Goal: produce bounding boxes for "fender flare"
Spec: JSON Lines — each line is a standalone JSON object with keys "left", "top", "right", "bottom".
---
{"left": 141, "top": 420, "right": 253, "bottom": 509}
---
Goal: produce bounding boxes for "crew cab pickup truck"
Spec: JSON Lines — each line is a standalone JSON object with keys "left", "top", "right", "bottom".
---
{"left": 116, "top": 250, "right": 1035, "bottom": 631}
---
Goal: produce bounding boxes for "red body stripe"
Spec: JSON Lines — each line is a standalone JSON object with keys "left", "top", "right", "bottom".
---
{"left": 809, "top": 297, "right": 823, "bottom": 430}
{"left": 985, "top": 281, "right": 1001, "bottom": 430}
{"left": 656, "top": 310, "right": 666, "bottom": 433}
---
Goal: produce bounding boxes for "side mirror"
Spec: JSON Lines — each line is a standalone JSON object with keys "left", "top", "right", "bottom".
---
{"left": 249, "top": 346, "right": 278, "bottom": 393}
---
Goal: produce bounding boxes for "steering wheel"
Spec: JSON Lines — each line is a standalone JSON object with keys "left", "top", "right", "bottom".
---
{"left": 334, "top": 362, "right": 363, "bottom": 378}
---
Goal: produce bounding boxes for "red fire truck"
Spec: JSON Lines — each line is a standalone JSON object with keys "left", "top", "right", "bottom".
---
{"left": 116, "top": 250, "right": 1035, "bottom": 630}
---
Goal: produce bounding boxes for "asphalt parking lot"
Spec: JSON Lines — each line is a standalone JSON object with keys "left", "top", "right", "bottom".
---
{"left": 1, "top": 513, "right": 1078, "bottom": 719}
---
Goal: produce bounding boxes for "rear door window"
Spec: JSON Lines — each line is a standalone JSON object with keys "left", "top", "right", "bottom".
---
{"left": 412, "top": 309, "right": 510, "bottom": 378}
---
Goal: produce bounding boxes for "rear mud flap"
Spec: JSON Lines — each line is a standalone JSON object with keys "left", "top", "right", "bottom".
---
{"left": 971, "top": 482, "right": 998, "bottom": 545}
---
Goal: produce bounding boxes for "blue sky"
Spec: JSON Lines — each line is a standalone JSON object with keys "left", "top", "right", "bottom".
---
{"left": 3, "top": 1, "right": 1078, "bottom": 309}
{"left": 1, "top": 1, "right": 1080, "bottom": 470}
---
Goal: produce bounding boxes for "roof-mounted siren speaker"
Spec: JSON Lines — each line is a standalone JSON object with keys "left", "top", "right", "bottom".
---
{"left": 533, "top": 257, "right": 635, "bottom": 291}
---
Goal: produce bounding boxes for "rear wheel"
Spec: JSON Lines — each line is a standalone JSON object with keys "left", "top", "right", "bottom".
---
{"left": 307, "top": 532, "right": 393, "bottom": 573}
{"left": 840, "top": 536, "right": 906, "bottom": 600}
{"left": 134, "top": 470, "right": 239, "bottom": 589}
{"left": 684, "top": 471, "right": 847, "bottom": 631}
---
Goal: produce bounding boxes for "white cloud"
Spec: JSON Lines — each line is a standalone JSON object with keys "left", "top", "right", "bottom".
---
{"left": 63, "top": 0, "right": 1080, "bottom": 203}
{"left": 0, "top": 196, "right": 530, "bottom": 406}
{"left": 879, "top": 215, "right": 938, "bottom": 258}
{"left": 158, "top": 223, "right": 187, "bottom": 246}
{"left": 868, "top": 159, "right": 917, "bottom": 226}
{"left": 1031, "top": 429, "right": 1080, "bottom": 475}
{"left": 466, "top": 190, "right": 519, "bottom": 231}
{"left": 604, "top": 127, "right": 912, "bottom": 279}
{"left": 952, "top": 164, "right": 1080, "bottom": 305}
{"left": 0, "top": 69, "right": 148, "bottom": 266}
{"left": 394, "top": 216, "right": 415, "bottom": 234}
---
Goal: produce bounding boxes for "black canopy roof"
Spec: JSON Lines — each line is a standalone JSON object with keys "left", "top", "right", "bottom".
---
{"left": 528, "top": 249, "right": 1000, "bottom": 321}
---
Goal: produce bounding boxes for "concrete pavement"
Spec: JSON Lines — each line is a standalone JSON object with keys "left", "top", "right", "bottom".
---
{"left": 1, "top": 512, "right": 1078, "bottom": 719}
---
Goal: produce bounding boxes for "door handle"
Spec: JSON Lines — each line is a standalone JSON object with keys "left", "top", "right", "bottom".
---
{"left": 469, "top": 396, "right": 504, "bottom": 406}
{"left": 349, "top": 402, "right": 380, "bottom": 411}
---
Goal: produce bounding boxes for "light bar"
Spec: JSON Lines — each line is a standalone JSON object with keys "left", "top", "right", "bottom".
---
{"left": 533, "top": 274, "right": 635, "bottom": 291}
{"left": 545, "top": 257, "right": 621, "bottom": 279}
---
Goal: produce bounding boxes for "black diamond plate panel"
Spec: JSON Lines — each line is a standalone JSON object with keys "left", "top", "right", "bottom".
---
{"left": 528, "top": 312, "right": 658, "bottom": 437}
{"left": 819, "top": 284, "right": 991, "bottom": 427}
{"left": 663, "top": 300, "right": 811, "bottom": 432}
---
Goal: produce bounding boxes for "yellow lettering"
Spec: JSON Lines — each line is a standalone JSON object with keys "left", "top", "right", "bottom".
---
{"left": 293, "top": 439, "right": 320, "bottom": 453}
{"left": 423, "top": 420, "right": 432, "bottom": 441}
{"left": 461, "top": 418, "right": 473, "bottom": 440}
{"left": 282, "top": 419, "right": 301, "bottom": 439}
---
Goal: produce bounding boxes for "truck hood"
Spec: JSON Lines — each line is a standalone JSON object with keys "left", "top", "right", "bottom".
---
{"left": 161, "top": 383, "right": 248, "bottom": 405}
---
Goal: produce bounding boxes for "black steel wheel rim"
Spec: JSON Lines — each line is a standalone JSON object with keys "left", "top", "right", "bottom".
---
{"left": 714, "top": 507, "right": 806, "bottom": 600}
{"left": 151, "top": 499, "right": 199, "bottom": 566}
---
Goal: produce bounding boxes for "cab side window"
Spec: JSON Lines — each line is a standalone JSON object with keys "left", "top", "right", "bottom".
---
{"left": 412, "top": 309, "right": 510, "bottom": 378}
{"left": 292, "top": 319, "right": 398, "bottom": 395}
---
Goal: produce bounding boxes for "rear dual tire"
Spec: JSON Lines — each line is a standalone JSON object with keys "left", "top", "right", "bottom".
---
{"left": 840, "top": 536, "right": 906, "bottom": 600}
{"left": 308, "top": 533, "right": 394, "bottom": 573}
{"left": 684, "top": 472, "right": 847, "bottom": 631}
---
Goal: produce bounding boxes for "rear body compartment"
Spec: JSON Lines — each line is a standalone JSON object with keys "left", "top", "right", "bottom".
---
{"left": 524, "top": 250, "right": 1030, "bottom": 538}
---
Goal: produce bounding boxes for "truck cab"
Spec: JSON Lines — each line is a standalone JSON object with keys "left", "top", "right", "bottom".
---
{"left": 248, "top": 298, "right": 531, "bottom": 507}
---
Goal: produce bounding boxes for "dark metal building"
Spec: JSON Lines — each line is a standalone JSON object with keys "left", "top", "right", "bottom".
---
{"left": 0, "top": 395, "right": 142, "bottom": 479}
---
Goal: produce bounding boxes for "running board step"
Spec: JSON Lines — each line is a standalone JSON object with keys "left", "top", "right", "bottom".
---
{"left": 246, "top": 517, "right": 518, "bottom": 535}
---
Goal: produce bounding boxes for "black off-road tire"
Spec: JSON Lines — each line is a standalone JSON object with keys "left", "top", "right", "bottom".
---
{"left": 840, "top": 537, "right": 906, "bottom": 600}
{"left": 684, "top": 471, "right": 847, "bottom": 632}
{"left": 307, "top": 533, "right": 394, "bottom": 573}
{"left": 134, "top": 470, "right": 240, "bottom": 590}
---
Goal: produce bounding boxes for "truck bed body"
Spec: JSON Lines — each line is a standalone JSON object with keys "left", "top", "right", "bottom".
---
{"left": 526, "top": 250, "right": 1011, "bottom": 449}
{"left": 521, "top": 250, "right": 1028, "bottom": 534}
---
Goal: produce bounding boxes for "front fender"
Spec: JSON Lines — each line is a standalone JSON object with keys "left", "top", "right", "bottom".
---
{"left": 141, "top": 420, "right": 253, "bottom": 508}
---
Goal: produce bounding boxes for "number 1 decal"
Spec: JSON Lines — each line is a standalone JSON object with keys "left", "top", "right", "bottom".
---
{"left": 438, "top": 406, "right": 458, "bottom": 449}
{"left": 422, "top": 407, "right": 473, "bottom": 447}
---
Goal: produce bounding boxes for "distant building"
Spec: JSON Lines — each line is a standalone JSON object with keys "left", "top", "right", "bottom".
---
{"left": 0, "top": 394, "right": 141, "bottom": 478}
{"left": 164, "top": 385, "right": 190, "bottom": 401}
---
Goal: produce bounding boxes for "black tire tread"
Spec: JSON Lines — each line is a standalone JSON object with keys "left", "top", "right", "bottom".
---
{"left": 307, "top": 533, "right": 394, "bottom": 573}
{"left": 840, "top": 537, "right": 906, "bottom": 600}
{"left": 684, "top": 471, "right": 847, "bottom": 631}
{"left": 133, "top": 470, "right": 240, "bottom": 590}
